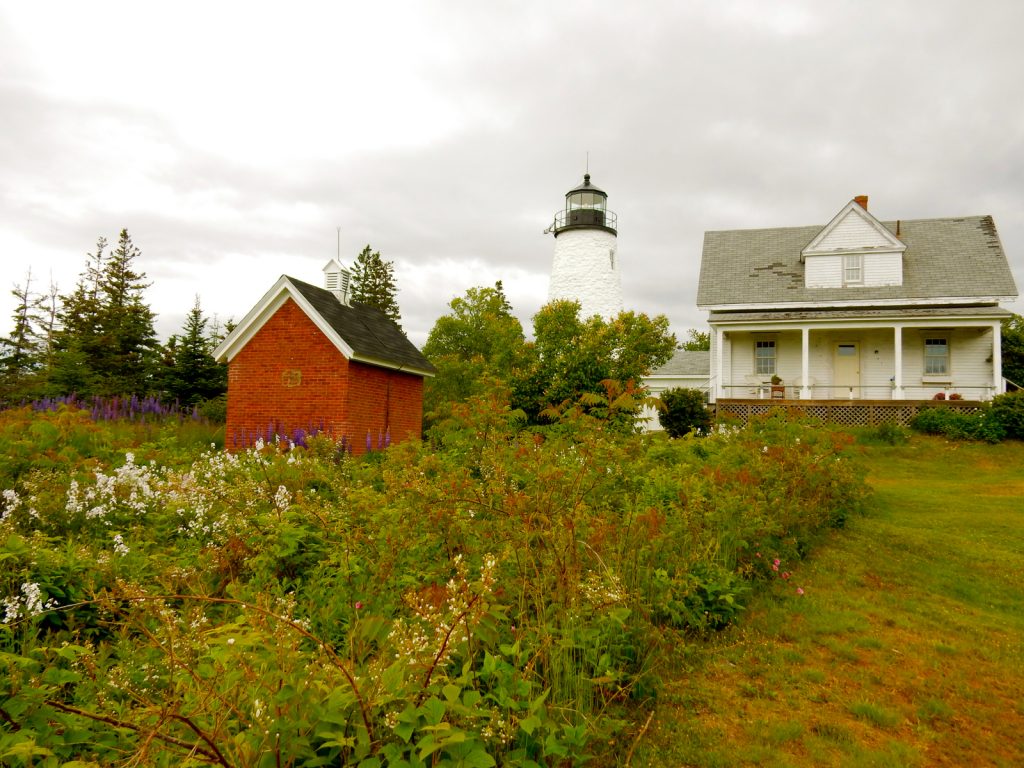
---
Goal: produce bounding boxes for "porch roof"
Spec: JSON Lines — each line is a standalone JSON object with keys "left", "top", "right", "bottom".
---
{"left": 698, "top": 215, "right": 1018, "bottom": 307}
{"left": 708, "top": 305, "right": 1013, "bottom": 325}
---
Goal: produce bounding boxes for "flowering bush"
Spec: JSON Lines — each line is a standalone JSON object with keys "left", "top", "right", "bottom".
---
{"left": 0, "top": 398, "right": 867, "bottom": 764}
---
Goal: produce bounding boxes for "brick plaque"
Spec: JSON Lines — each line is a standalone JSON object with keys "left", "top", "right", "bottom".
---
{"left": 281, "top": 369, "right": 302, "bottom": 388}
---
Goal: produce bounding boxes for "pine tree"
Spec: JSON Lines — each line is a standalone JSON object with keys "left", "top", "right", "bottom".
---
{"left": 97, "top": 229, "right": 159, "bottom": 394}
{"left": 0, "top": 270, "right": 41, "bottom": 403}
{"left": 162, "top": 296, "right": 227, "bottom": 406}
{"left": 1, "top": 270, "right": 39, "bottom": 376}
{"left": 350, "top": 245, "right": 402, "bottom": 327}
{"left": 52, "top": 231, "right": 159, "bottom": 396}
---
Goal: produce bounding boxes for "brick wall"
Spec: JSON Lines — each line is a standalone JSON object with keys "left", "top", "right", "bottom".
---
{"left": 225, "top": 297, "right": 424, "bottom": 454}
{"left": 346, "top": 360, "right": 424, "bottom": 451}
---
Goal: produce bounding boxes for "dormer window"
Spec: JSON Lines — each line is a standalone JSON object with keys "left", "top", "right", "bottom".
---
{"left": 843, "top": 254, "right": 863, "bottom": 286}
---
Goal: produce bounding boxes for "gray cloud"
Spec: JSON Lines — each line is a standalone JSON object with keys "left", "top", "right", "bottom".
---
{"left": 1, "top": 1, "right": 1021, "bottom": 351}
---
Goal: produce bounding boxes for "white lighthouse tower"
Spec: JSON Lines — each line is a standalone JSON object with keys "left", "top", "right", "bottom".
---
{"left": 547, "top": 173, "right": 623, "bottom": 319}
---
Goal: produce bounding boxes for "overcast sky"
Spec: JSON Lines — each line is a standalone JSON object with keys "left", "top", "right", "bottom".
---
{"left": 2, "top": 1, "right": 1022, "bottom": 348}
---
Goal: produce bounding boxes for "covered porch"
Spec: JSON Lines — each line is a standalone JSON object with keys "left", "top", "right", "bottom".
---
{"left": 710, "top": 313, "right": 1006, "bottom": 403}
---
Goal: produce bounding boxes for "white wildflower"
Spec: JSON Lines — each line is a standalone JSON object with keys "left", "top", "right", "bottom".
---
{"left": 21, "top": 582, "right": 57, "bottom": 616}
{"left": 1, "top": 489, "right": 20, "bottom": 520}
{"left": 113, "top": 534, "right": 130, "bottom": 557}
{"left": 274, "top": 485, "right": 291, "bottom": 510}
{"left": 2, "top": 596, "right": 20, "bottom": 623}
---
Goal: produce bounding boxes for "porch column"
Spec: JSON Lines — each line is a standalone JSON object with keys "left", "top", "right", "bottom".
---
{"left": 992, "top": 321, "right": 1003, "bottom": 396}
{"left": 714, "top": 327, "right": 725, "bottom": 403}
{"left": 800, "top": 327, "right": 811, "bottom": 399}
{"left": 892, "top": 325, "right": 904, "bottom": 400}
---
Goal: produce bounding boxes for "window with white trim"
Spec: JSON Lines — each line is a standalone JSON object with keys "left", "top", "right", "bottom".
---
{"left": 924, "top": 337, "right": 948, "bottom": 375}
{"left": 843, "top": 254, "right": 863, "bottom": 285}
{"left": 755, "top": 340, "right": 776, "bottom": 375}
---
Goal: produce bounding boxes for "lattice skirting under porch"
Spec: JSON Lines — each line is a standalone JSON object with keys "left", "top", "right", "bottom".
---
{"left": 713, "top": 400, "right": 984, "bottom": 427}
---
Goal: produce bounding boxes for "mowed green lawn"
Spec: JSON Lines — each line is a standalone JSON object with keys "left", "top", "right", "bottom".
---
{"left": 634, "top": 435, "right": 1024, "bottom": 767}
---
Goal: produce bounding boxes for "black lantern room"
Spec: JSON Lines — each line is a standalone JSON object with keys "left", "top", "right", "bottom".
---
{"left": 552, "top": 173, "right": 618, "bottom": 235}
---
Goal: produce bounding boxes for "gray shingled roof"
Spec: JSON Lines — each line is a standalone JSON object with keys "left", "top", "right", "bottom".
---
{"left": 708, "top": 305, "right": 1014, "bottom": 324}
{"left": 649, "top": 349, "right": 711, "bottom": 377}
{"left": 287, "top": 277, "right": 436, "bottom": 375}
{"left": 697, "top": 215, "right": 1018, "bottom": 307}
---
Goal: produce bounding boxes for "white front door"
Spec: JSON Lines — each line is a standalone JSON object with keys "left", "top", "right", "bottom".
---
{"left": 834, "top": 342, "right": 860, "bottom": 398}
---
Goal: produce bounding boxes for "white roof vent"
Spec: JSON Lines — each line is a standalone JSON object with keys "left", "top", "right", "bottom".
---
{"left": 322, "top": 259, "right": 351, "bottom": 305}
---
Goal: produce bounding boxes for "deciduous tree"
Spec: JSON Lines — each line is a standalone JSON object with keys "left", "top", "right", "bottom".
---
{"left": 422, "top": 281, "right": 528, "bottom": 424}
{"left": 681, "top": 328, "right": 710, "bottom": 351}
{"left": 513, "top": 300, "right": 676, "bottom": 425}
{"left": 1002, "top": 313, "right": 1024, "bottom": 389}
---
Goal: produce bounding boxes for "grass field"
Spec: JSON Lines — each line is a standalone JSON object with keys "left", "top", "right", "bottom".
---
{"left": 633, "top": 435, "right": 1024, "bottom": 767}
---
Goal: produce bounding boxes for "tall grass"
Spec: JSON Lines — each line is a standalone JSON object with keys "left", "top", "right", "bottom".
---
{"left": 635, "top": 435, "right": 1024, "bottom": 767}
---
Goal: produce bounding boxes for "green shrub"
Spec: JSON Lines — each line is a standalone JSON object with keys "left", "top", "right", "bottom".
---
{"left": 911, "top": 405, "right": 1005, "bottom": 443}
{"left": 860, "top": 421, "right": 910, "bottom": 446}
{"left": 990, "top": 390, "right": 1024, "bottom": 440}
{"left": 0, "top": 397, "right": 869, "bottom": 764}
{"left": 197, "top": 393, "right": 227, "bottom": 423}
{"left": 658, "top": 387, "right": 710, "bottom": 437}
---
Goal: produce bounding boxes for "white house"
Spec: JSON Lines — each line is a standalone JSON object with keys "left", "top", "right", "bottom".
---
{"left": 696, "top": 197, "right": 1018, "bottom": 403}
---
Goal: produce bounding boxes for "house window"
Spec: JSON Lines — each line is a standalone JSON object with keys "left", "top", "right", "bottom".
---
{"left": 755, "top": 340, "right": 776, "bottom": 375}
{"left": 924, "top": 338, "right": 948, "bottom": 375}
{"left": 843, "top": 254, "right": 863, "bottom": 285}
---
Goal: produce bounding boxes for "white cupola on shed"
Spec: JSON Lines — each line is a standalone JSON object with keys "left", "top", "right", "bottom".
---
{"left": 547, "top": 172, "right": 623, "bottom": 319}
{"left": 322, "top": 258, "right": 352, "bottom": 304}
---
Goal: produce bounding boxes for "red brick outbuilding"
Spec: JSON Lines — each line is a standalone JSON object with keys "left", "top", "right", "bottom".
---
{"left": 214, "top": 267, "right": 434, "bottom": 453}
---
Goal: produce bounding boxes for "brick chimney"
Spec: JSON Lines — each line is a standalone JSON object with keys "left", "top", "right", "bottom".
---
{"left": 854, "top": 195, "right": 869, "bottom": 210}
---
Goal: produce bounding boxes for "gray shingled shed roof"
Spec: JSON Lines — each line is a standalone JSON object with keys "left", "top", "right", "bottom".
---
{"left": 287, "top": 277, "right": 436, "bottom": 375}
{"left": 697, "top": 215, "right": 1018, "bottom": 307}
{"left": 649, "top": 349, "right": 711, "bottom": 377}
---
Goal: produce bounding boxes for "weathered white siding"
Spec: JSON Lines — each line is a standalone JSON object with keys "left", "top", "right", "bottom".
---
{"left": 805, "top": 252, "right": 902, "bottom": 288}
{"left": 549, "top": 229, "right": 622, "bottom": 319}
{"left": 863, "top": 252, "right": 902, "bottom": 286}
{"left": 901, "top": 327, "right": 995, "bottom": 399}
{"left": 815, "top": 209, "right": 891, "bottom": 250}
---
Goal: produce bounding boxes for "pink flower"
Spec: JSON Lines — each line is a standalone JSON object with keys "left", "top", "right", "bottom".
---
{"left": 772, "top": 564, "right": 779, "bottom": 572}
{"left": 782, "top": 572, "right": 790, "bottom": 580}
{"left": 755, "top": 552, "right": 762, "bottom": 558}
{"left": 355, "top": 601, "right": 364, "bottom": 610}
{"left": 773, "top": 558, "right": 781, "bottom": 566}
{"left": 796, "top": 587, "right": 804, "bottom": 596}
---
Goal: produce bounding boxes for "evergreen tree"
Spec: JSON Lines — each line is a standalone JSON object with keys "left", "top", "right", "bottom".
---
{"left": 0, "top": 270, "right": 41, "bottom": 403}
{"left": 52, "top": 230, "right": 159, "bottom": 396}
{"left": 98, "top": 229, "right": 160, "bottom": 394}
{"left": 1, "top": 270, "right": 39, "bottom": 376}
{"left": 350, "top": 245, "right": 402, "bottom": 327}
{"left": 162, "top": 296, "right": 227, "bottom": 406}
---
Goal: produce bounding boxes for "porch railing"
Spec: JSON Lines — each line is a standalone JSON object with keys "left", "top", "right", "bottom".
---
{"left": 718, "top": 383, "right": 998, "bottom": 401}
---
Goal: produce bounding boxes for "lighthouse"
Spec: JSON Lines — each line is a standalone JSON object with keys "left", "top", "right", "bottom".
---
{"left": 547, "top": 173, "right": 623, "bottom": 319}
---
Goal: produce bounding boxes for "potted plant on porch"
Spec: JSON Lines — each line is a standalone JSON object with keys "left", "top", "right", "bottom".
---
{"left": 770, "top": 374, "right": 785, "bottom": 399}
